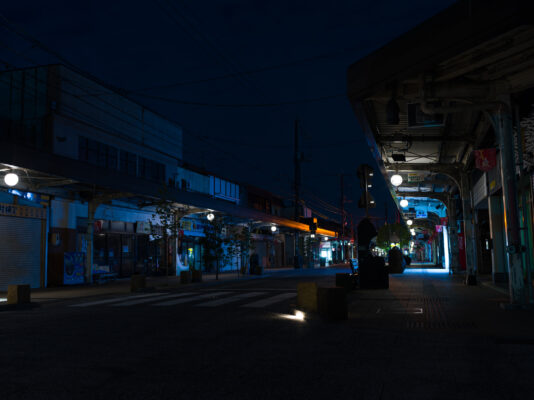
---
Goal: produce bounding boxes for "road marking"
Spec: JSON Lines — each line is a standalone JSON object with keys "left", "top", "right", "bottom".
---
{"left": 242, "top": 292, "right": 296, "bottom": 308}
{"left": 112, "top": 292, "right": 195, "bottom": 307}
{"left": 196, "top": 292, "right": 266, "bottom": 307}
{"left": 153, "top": 291, "right": 230, "bottom": 306}
{"left": 71, "top": 293, "right": 165, "bottom": 307}
{"left": 376, "top": 307, "right": 423, "bottom": 314}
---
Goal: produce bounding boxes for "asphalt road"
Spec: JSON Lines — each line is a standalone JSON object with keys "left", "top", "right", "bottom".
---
{"left": 1, "top": 268, "right": 533, "bottom": 400}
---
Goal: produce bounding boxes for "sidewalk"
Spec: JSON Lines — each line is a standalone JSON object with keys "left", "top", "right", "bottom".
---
{"left": 0, "top": 266, "right": 297, "bottom": 303}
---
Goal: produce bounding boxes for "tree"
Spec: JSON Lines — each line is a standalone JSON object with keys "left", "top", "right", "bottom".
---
{"left": 376, "top": 222, "right": 411, "bottom": 251}
{"left": 149, "top": 189, "right": 181, "bottom": 276}
{"left": 234, "top": 225, "right": 254, "bottom": 274}
{"left": 199, "top": 217, "right": 226, "bottom": 280}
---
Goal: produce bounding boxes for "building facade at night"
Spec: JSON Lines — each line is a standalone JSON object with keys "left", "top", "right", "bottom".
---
{"left": 347, "top": 0, "right": 534, "bottom": 305}
{"left": 0, "top": 65, "right": 339, "bottom": 290}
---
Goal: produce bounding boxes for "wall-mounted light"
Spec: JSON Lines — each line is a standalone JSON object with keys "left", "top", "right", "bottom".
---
{"left": 4, "top": 172, "right": 19, "bottom": 187}
{"left": 400, "top": 199, "right": 409, "bottom": 208}
{"left": 206, "top": 213, "right": 215, "bottom": 221}
{"left": 271, "top": 225, "right": 277, "bottom": 232}
{"left": 406, "top": 219, "right": 413, "bottom": 226}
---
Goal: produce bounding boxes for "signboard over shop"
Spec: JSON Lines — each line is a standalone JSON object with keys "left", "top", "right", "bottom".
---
{"left": 407, "top": 173, "right": 424, "bottom": 183}
{"left": 415, "top": 210, "right": 427, "bottom": 219}
{"left": 0, "top": 202, "right": 46, "bottom": 219}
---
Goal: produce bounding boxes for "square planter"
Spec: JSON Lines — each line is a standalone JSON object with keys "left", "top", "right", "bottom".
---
{"left": 180, "top": 271, "right": 192, "bottom": 284}
{"left": 191, "top": 270, "right": 202, "bottom": 283}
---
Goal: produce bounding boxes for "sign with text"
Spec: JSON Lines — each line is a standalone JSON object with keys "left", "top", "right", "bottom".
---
{"left": 0, "top": 202, "right": 46, "bottom": 219}
{"left": 474, "top": 148, "right": 497, "bottom": 172}
{"left": 407, "top": 173, "right": 424, "bottom": 183}
{"left": 415, "top": 210, "right": 427, "bottom": 219}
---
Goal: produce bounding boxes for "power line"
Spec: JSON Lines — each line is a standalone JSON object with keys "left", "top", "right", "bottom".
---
{"left": 129, "top": 91, "right": 346, "bottom": 108}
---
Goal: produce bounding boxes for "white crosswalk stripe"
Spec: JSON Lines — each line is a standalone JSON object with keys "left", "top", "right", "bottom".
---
{"left": 69, "top": 291, "right": 297, "bottom": 309}
{"left": 241, "top": 292, "right": 296, "bottom": 308}
{"left": 71, "top": 293, "right": 165, "bottom": 307}
{"left": 152, "top": 291, "right": 230, "bottom": 306}
{"left": 112, "top": 292, "right": 195, "bottom": 307}
{"left": 195, "top": 292, "right": 266, "bottom": 307}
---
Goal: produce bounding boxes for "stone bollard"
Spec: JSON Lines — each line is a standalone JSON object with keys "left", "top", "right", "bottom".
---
{"left": 317, "top": 286, "right": 348, "bottom": 320}
{"left": 297, "top": 282, "right": 318, "bottom": 312}
{"left": 7, "top": 284, "right": 31, "bottom": 305}
{"left": 130, "top": 275, "right": 146, "bottom": 292}
{"left": 335, "top": 273, "right": 354, "bottom": 293}
{"left": 180, "top": 270, "right": 192, "bottom": 284}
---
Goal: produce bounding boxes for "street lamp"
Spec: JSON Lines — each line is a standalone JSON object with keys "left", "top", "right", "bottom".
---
{"left": 4, "top": 172, "right": 19, "bottom": 187}
{"left": 206, "top": 213, "right": 215, "bottom": 221}
{"left": 406, "top": 219, "right": 413, "bottom": 226}
{"left": 390, "top": 174, "right": 403, "bottom": 187}
{"left": 400, "top": 199, "right": 408, "bottom": 208}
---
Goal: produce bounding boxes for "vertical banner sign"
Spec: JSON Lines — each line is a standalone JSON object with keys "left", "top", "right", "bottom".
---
{"left": 474, "top": 148, "right": 497, "bottom": 172}
{"left": 458, "top": 233, "right": 467, "bottom": 271}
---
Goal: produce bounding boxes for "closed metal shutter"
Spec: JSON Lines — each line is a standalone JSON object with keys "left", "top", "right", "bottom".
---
{"left": 0, "top": 216, "right": 42, "bottom": 291}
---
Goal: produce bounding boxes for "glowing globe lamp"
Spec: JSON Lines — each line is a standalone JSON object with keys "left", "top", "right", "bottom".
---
{"left": 400, "top": 199, "right": 409, "bottom": 208}
{"left": 4, "top": 173, "right": 19, "bottom": 187}
{"left": 390, "top": 174, "right": 403, "bottom": 187}
{"left": 206, "top": 213, "right": 215, "bottom": 221}
{"left": 406, "top": 219, "right": 413, "bottom": 226}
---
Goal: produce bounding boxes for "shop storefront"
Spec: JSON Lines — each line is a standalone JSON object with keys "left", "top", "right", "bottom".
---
{"left": 0, "top": 200, "right": 47, "bottom": 290}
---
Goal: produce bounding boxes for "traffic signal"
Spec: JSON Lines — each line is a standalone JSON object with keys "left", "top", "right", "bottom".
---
{"left": 309, "top": 217, "right": 318, "bottom": 234}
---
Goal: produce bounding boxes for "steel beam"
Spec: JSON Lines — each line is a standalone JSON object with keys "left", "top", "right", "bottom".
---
{"left": 385, "top": 162, "right": 462, "bottom": 186}
{"left": 491, "top": 102, "right": 526, "bottom": 305}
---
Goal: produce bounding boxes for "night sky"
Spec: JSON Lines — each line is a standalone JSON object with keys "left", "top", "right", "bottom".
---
{"left": 1, "top": 0, "right": 455, "bottom": 223}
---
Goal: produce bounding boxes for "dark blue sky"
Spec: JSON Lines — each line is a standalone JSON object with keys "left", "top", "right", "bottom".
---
{"left": 1, "top": 0, "right": 455, "bottom": 222}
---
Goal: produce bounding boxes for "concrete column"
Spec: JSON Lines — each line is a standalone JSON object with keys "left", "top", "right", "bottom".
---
{"left": 85, "top": 201, "right": 98, "bottom": 284}
{"left": 447, "top": 197, "right": 460, "bottom": 273}
{"left": 488, "top": 195, "right": 507, "bottom": 283}
{"left": 461, "top": 173, "right": 477, "bottom": 284}
{"left": 492, "top": 104, "right": 525, "bottom": 305}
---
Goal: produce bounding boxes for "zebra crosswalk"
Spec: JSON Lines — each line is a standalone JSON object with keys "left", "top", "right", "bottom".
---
{"left": 69, "top": 290, "right": 296, "bottom": 309}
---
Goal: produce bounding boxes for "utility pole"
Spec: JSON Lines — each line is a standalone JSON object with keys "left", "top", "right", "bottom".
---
{"left": 340, "top": 173, "right": 345, "bottom": 261}
{"left": 293, "top": 119, "right": 301, "bottom": 268}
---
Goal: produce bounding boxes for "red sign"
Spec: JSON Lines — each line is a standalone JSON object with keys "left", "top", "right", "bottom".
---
{"left": 474, "top": 148, "right": 497, "bottom": 172}
{"left": 440, "top": 217, "right": 448, "bottom": 226}
{"left": 435, "top": 225, "right": 443, "bottom": 233}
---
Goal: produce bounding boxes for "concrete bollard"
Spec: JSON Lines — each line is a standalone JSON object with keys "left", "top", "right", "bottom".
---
{"left": 7, "top": 284, "right": 31, "bottom": 305}
{"left": 130, "top": 275, "right": 146, "bottom": 292}
{"left": 335, "top": 273, "right": 354, "bottom": 293}
{"left": 317, "top": 286, "right": 348, "bottom": 320}
{"left": 297, "top": 282, "right": 318, "bottom": 312}
{"left": 180, "top": 271, "right": 192, "bottom": 284}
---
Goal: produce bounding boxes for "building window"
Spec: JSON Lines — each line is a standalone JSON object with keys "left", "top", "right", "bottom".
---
{"left": 138, "top": 156, "right": 165, "bottom": 182}
{"left": 78, "top": 136, "right": 118, "bottom": 170}
{"left": 120, "top": 150, "right": 137, "bottom": 176}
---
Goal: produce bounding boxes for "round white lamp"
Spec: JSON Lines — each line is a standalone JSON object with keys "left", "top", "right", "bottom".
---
{"left": 206, "top": 213, "right": 215, "bottom": 221}
{"left": 390, "top": 174, "right": 403, "bottom": 187}
{"left": 271, "top": 225, "right": 277, "bottom": 232}
{"left": 400, "top": 199, "right": 409, "bottom": 208}
{"left": 406, "top": 219, "right": 413, "bottom": 226}
{"left": 4, "top": 172, "right": 19, "bottom": 187}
